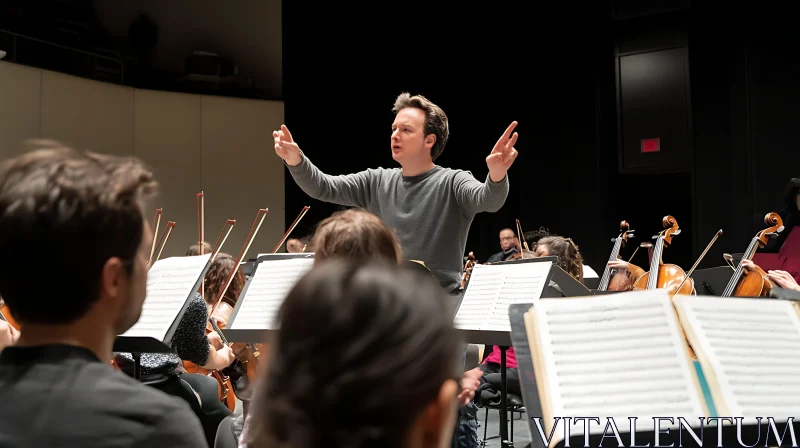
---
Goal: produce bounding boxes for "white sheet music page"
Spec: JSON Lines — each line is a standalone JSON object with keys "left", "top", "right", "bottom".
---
{"left": 533, "top": 290, "right": 706, "bottom": 435}
{"left": 674, "top": 296, "right": 800, "bottom": 423}
{"left": 229, "top": 257, "right": 314, "bottom": 330}
{"left": 121, "top": 254, "right": 211, "bottom": 341}
{"left": 454, "top": 261, "right": 551, "bottom": 332}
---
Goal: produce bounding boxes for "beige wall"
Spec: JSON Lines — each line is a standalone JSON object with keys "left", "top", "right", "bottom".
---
{"left": 0, "top": 61, "right": 285, "bottom": 258}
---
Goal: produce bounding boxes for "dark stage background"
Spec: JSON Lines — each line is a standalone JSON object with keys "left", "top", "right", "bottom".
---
{"left": 283, "top": 1, "right": 800, "bottom": 274}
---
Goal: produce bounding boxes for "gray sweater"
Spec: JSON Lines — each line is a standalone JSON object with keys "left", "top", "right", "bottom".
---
{"left": 287, "top": 154, "right": 509, "bottom": 292}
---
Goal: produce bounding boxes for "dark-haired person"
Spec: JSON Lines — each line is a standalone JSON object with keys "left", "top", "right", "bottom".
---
{"left": 0, "top": 142, "right": 207, "bottom": 447}
{"left": 273, "top": 93, "right": 519, "bottom": 296}
{"left": 244, "top": 260, "right": 463, "bottom": 448}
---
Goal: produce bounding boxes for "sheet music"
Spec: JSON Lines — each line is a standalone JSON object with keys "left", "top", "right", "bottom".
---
{"left": 121, "top": 254, "right": 211, "bottom": 341}
{"left": 229, "top": 257, "right": 314, "bottom": 330}
{"left": 454, "top": 262, "right": 550, "bottom": 332}
{"left": 532, "top": 290, "right": 706, "bottom": 435}
{"left": 674, "top": 296, "right": 800, "bottom": 422}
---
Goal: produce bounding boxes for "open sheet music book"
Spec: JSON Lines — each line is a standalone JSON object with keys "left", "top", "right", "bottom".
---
{"left": 120, "top": 253, "right": 212, "bottom": 344}
{"left": 522, "top": 290, "right": 708, "bottom": 447}
{"left": 672, "top": 295, "right": 800, "bottom": 424}
{"left": 455, "top": 260, "right": 552, "bottom": 332}
{"left": 228, "top": 256, "right": 315, "bottom": 330}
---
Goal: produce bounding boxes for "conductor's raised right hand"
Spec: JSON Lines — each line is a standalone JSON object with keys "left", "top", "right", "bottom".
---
{"left": 273, "top": 124, "right": 303, "bottom": 166}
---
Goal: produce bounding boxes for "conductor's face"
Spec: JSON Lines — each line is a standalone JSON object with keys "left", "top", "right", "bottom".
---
{"left": 391, "top": 107, "right": 435, "bottom": 166}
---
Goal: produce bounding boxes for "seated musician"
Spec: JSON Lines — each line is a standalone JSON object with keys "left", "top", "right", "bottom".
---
{"left": 0, "top": 144, "right": 206, "bottom": 447}
{"left": 188, "top": 241, "right": 213, "bottom": 256}
{"left": 244, "top": 260, "right": 462, "bottom": 448}
{"left": 202, "top": 253, "right": 245, "bottom": 326}
{"left": 535, "top": 236, "right": 585, "bottom": 283}
{"left": 285, "top": 237, "right": 306, "bottom": 253}
{"left": 115, "top": 308, "right": 235, "bottom": 447}
{"left": 226, "top": 209, "right": 478, "bottom": 448}
{"left": 485, "top": 228, "right": 518, "bottom": 263}
{"left": 741, "top": 259, "right": 800, "bottom": 292}
{"left": 116, "top": 250, "right": 237, "bottom": 446}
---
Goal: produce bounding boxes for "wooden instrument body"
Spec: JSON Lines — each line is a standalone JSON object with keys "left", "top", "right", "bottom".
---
{"left": 723, "top": 212, "right": 783, "bottom": 298}
{"left": 732, "top": 265, "right": 773, "bottom": 297}
{"left": 632, "top": 215, "right": 696, "bottom": 296}
{"left": 608, "top": 263, "right": 646, "bottom": 291}
{"left": 0, "top": 304, "right": 20, "bottom": 330}
{"left": 633, "top": 263, "right": 695, "bottom": 296}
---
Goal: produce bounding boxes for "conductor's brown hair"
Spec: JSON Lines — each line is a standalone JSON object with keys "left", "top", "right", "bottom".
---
{"left": 312, "top": 209, "right": 402, "bottom": 264}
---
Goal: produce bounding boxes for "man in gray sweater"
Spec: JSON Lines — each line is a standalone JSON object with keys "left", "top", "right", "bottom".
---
{"left": 273, "top": 93, "right": 518, "bottom": 294}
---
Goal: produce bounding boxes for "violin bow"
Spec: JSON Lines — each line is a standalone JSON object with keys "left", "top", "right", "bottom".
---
{"left": 676, "top": 229, "right": 723, "bottom": 291}
{"left": 148, "top": 208, "right": 163, "bottom": 264}
{"left": 271, "top": 206, "right": 310, "bottom": 253}
{"left": 210, "top": 208, "right": 269, "bottom": 331}
{"left": 197, "top": 192, "right": 206, "bottom": 300}
{"left": 515, "top": 219, "right": 530, "bottom": 258}
{"left": 151, "top": 221, "right": 177, "bottom": 267}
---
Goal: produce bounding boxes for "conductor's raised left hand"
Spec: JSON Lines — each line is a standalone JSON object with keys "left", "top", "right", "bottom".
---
{"left": 486, "top": 121, "right": 519, "bottom": 183}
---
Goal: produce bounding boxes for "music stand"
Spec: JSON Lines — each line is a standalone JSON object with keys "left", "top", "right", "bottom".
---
{"left": 509, "top": 302, "right": 793, "bottom": 447}
{"left": 689, "top": 266, "right": 734, "bottom": 296}
{"left": 456, "top": 256, "right": 556, "bottom": 448}
{"left": 115, "top": 254, "right": 214, "bottom": 380}
{"left": 223, "top": 253, "right": 314, "bottom": 344}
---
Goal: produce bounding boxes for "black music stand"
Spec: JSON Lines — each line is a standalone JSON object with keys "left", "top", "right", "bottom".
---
{"left": 689, "top": 266, "right": 734, "bottom": 296}
{"left": 509, "top": 303, "right": 794, "bottom": 447}
{"left": 457, "top": 256, "right": 557, "bottom": 448}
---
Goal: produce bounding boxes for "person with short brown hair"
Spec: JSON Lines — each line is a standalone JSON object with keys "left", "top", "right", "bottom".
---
{"left": 274, "top": 93, "right": 519, "bottom": 295}
{"left": 312, "top": 209, "right": 402, "bottom": 264}
{"left": 0, "top": 142, "right": 207, "bottom": 447}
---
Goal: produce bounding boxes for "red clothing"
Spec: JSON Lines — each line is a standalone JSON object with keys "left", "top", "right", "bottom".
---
{"left": 482, "top": 346, "right": 517, "bottom": 369}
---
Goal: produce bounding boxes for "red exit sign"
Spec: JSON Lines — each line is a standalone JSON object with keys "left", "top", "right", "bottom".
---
{"left": 641, "top": 138, "right": 661, "bottom": 153}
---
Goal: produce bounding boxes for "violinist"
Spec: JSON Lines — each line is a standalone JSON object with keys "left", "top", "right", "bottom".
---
{"left": 486, "top": 228, "right": 519, "bottom": 263}
{"left": 115, "top": 248, "right": 237, "bottom": 446}
{"left": 740, "top": 259, "right": 800, "bottom": 292}
{"left": 0, "top": 144, "right": 206, "bottom": 447}
{"left": 274, "top": 93, "right": 518, "bottom": 296}
{"left": 187, "top": 241, "right": 212, "bottom": 256}
{"left": 285, "top": 237, "right": 306, "bottom": 253}
{"left": 535, "top": 236, "right": 585, "bottom": 283}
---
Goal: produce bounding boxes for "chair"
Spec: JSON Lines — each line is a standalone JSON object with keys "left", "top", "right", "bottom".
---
{"left": 478, "top": 390, "right": 525, "bottom": 446}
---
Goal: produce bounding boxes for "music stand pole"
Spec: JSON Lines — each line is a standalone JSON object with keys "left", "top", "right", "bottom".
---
{"left": 500, "top": 346, "right": 511, "bottom": 447}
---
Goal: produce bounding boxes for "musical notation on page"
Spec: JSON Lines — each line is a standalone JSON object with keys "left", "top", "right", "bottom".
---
{"left": 674, "top": 296, "right": 800, "bottom": 422}
{"left": 454, "top": 261, "right": 550, "bottom": 332}
{"left": 532, "top": 291, "right": 706, "bottom": 435}
{"left": 121, "top": 254, "right": 211, "bottom": 341}
{"left": 229, "top": 258, "right": 314, "bottom": 330}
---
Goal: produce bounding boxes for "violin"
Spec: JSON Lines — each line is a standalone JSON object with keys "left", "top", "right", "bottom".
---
{"left": 598, "top": 220, "right": 645, "bottom": 292}
{"left": 633, "top": 215, "right": 695, "bottom": 296}
{"left": 506, "top": 219, "right": 534, "bottom": 261}
{"left": 721, "top": 212, "right": 784, "bottom": 298}
{"left": 461, "top": 252, "right": 476, "bottom": 287}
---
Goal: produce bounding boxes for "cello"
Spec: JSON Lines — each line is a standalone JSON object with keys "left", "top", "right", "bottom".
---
{"left": 720, "top": 212, "right": 784, "bottom": 298}
{"left": 598, "top": 220, "right": 646, "bottom": 292}
{"left": 632, "top": 215, "right": 695, "bottom": 296}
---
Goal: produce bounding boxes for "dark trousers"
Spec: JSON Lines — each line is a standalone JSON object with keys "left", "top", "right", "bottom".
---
{"left": 478, "top": 362, "right": 521, "bottom": 399}
{"left": 152, "top": 373, "right": 233, "bottom": 447}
